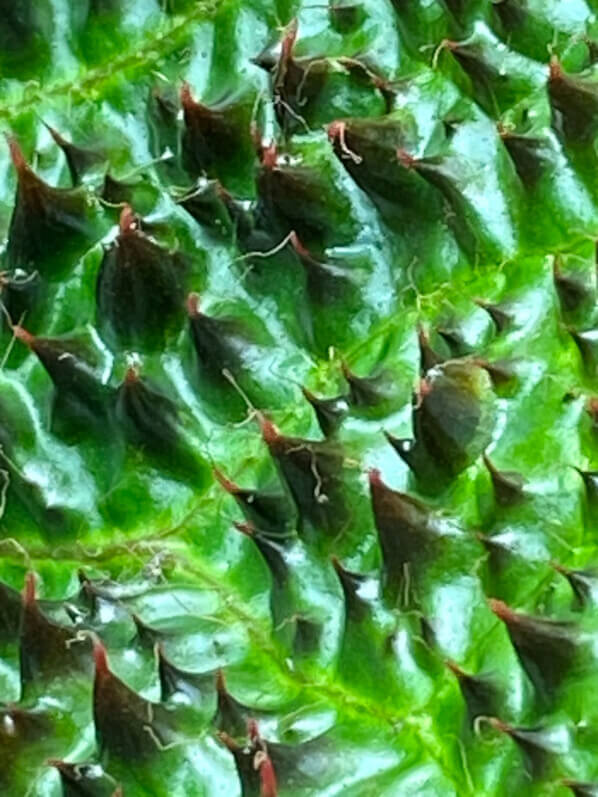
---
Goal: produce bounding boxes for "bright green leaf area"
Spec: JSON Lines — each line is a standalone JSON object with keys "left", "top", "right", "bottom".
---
{"left": 2, "top": 0, "right": 598, "bottom": 795}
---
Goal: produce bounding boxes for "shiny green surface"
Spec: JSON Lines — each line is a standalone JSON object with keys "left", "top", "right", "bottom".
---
{"left": 2, "top": 0, "right": 598, "bottom": 794}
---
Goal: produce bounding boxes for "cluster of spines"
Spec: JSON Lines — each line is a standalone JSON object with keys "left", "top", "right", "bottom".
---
{"left": 3, "top": 1, "right": 598, "bottom": 794}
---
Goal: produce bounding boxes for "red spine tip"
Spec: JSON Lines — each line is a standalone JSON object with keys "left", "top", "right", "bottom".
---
{"left": 488, "top": 598, "right": 515, "bottom": 622}
{"left": 257, "top": 413, "right": 280, "bottom": 444}
{"left": 261, "top": 142, "right": 278, "bottom": 170}
{"left": 12, "top": 325, "right": 35, "bottom": 349}
{"left": 23, "top": 572, "right": 36, "bottom": 605}
{"left": 327, "top": 120, "right": 345, "bottom": 143}
{"left": 186, "top": 292, "right": 201, "bottom": 319}
{"left": 417, "top": 378, "right": 433, "bottom": 400}
{"left": 119, "top": 204, "right": 138, "bottom": 235}
{"left": 93, "top": 637, "right": 110, "bottom": 677}
{"left": 259, "top": 755, "right": 278, "bottom": 797}
{"left": 213, "top": 467, "right": 240, "bottom": 494}
{"left": 281, "top": 18, "right": 298, "bottom": 59}
{"left": 7, "top": 136, "right": 27, "bottom": 173}
{"left": 368, "top": 468, "right": 383, "bottom": 487}
{"left": 289, "top": 231, "right": 309, "bottom": 258}
{"left": 124, "top": 365, "right": 139, "bottom": 385}
{"left": 396, "top": 148, "right": 418, "bottom": 169}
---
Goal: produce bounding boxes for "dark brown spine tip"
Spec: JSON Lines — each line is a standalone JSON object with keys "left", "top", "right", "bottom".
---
{"left": 43, "top": 123, "right": 68, "bottom": 149}
{"left": 488, "top": 716, "right": 512, "bottom": 734}
{"left": 215, "top": 669, "right": 226, "bottom": 694}
{"left": 93, "top": 637, "right": 110, "bottom": 678}
{"left": 119, "top": 204, "right": 137, "bottom": 235}
{"left": 7, "top": 136, "right": 27, "bottom": 173}
{"left": 12, "top": 325, "right": 35, "bottom": 348}
{"left": 301, "top": 386, "right": 316, "bottom": 401}
{"left": 445, "top": 659, "right": 466, "bottom": 678}
{"left": 331, "top": 555, "right": 343, "bottom": 575}
{"left": 214, "top": 467, "right": 240, "bottom": 494}
{"left": 186, "top": 292, "right": 201, "bottom": 319}
{"left": 549, "top": 56, "right": 563, "bottom": 83}
{"left": 23, "top": 571, "right": 36, "bottom": 605}
{"left": 587, "top": 397, "right": 598, "bottom": 422}
{"left": 257, "top": 413, "right": 280, "bottom": 445}
{"left": 233, "top": 520, "right": 255, "bottom": 537}
{"left": 217, "top": 730, "right": 238, "bottom": 752}
{"left": 396, "top": 148, "right": 418, "bottom": 169}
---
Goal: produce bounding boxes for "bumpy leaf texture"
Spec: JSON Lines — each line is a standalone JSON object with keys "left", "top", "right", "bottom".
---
{"left": 3, "top": 0, "right": 598, "bottom": 795}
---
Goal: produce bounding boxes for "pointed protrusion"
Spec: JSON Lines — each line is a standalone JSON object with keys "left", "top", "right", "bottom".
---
{"left": 483, "top": 453, "right": 526, "bottom": 506}
{"left": 213, "top": 670, "right": 253, "bottom": 738}
{"left": 215, "top": 468, "right": 293, "bottom": 535}
{"left": 219, "top": 719, "right": 278, "bottom": 797}
{"left": 181, "top": 82, "right": 250, "bottom": 177}
{"left": 488, "top": 717, "right": 563, "bottom": 778}
{"left": 93, "top": 637, "right": 174, "bottom": 760}
{"left": 157, "top": 643, "right": 214, "bottom": 704}
{"left": 114, "top": 366, "right": 202, "bottom": 479}
{"left": 20, "top": 572, "right": 92, "bottom": 691}
{"left": 553, "top": 260, "right": 592, "bottom": 313}
{"left": 474, "top": 298, "right": 513, "bottom": 334}
{"left": 5, "top": 136, "right": 94, "bottom": 272}
{"left": 13, "top": 328, "right": 112, "bottom": 424}
{"left": 96, "top": 207, "right": 187, "bottom": 350}
{"left": 187, "top": 293, "right": 255, "bottom": 379}
{"left": 548, "top": 56, "right": 598, "bottom": 141}
{"left": 369, "top": 469, "right": 439, "bottom": 600}
{"left": 417, "top": 325, "right": 446, "bottom": 373}
{"left": 44, "top": 123, "right": 105, "bottom": 185}
{"left": 290, "top": 231, "right": 357, "bottom": 305}
{"left": 332, "top": 557, "right": 369, "bottom": 623}
{"left": 562, "top": 780, "right": 598, "bottom": 797}
{"left": 552, "top": 562, "right": 598, "bottom": 609}
{"left": 302, "top": 387, "right": 349, "bottom": 437}
{"left": 48, "top": 758, "right": 119, "bottom": 796}
{"left": 489, "top": 599, "right": 578, "bottom": 702}
{"left": 260, "top": 420, "right": 346, "bottom": 533}
{"left": 341, "top": 361, "right": 392, "bottom": 408}
{"left": 390, "top": 361, "right": 496, "bottom": 488}
{"left": 445, "top": 660, "right": 501, "bottom": 727}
